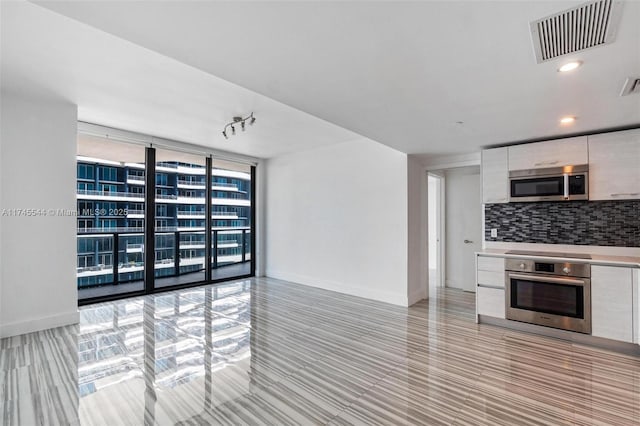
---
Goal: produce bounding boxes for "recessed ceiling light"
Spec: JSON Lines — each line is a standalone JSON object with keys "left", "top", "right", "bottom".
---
{"left": 558, "top": 61, "right": 582, "bottom": 72}
{"left": 560, "top": 116, "right": 576, "bottom": 125}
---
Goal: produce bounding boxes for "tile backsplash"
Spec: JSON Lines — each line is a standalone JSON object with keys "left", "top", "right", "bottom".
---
{"left": 484, "top": 200, "right": 640, "bottom": 247}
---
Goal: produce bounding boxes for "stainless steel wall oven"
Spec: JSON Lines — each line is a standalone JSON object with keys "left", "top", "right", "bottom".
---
{"left": 505, "top": 258, "right": 591, "bottom": 334}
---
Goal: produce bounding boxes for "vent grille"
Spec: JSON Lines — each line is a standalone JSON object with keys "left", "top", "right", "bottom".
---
{"left": 530, "top": 0, "right": 623, "bottom": 63}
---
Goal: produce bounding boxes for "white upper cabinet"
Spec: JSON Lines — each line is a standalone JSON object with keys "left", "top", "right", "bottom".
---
{"left": 482, "top": 147, "right": 508, "bottom": 204}
{"left": 591, "top": 265, "right": 634, "bottom": 343}
{"left": 508, "top": 136, "right": 588, "bottom": 171}
{"left": 588, "top": 129, "right": 640, "bottom": 201}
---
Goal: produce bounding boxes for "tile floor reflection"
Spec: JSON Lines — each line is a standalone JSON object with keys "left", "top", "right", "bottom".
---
{"left": 1, "top": 278, "right": 640, "bottom": 425}
{"left": 76, "top": 281, "right": 255, "bottom": 425}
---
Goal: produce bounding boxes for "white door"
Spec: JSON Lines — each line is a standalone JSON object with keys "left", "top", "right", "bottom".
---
{"left": 445, "top": 167, "right": 482, "bottom": 292}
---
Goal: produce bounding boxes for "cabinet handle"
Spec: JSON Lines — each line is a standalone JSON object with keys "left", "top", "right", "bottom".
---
{"left": 534, "top": 160, "right": 559, "bottom": 166}
{"left": 611, "top": 193, "right": 640, "bottom": 197}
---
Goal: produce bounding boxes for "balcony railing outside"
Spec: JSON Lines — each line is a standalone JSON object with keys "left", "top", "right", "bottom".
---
{"left": 177, "top": 179, "right": 206, "bottom": 186}
{"left": 77, "top": 189, "right": 250, "bottom": 206}
{"left": 176, "top": 211, "right": 240, "bottom": 220}
{"left": 155, "top": 193, "right": 178, "bottom": 200}
{"left": 210, "top": 182, "right": 239, "bottom": 190}
{"left": 77, "top": 228, "right": 251, "bottom": 288}
{"left": 79, "top": 227, "right": 145, "bottom": 233}
{"left": 77, "top": 189, "right": 144, "bottom": 199}
{"left": 156, "top": 162, "right": 178, "bottom": 169}
{"left": 176, "top": 210, "right": 206, "bottom": 216}
{"left": 77, "top": 189, "right": 181, "bottom": 201}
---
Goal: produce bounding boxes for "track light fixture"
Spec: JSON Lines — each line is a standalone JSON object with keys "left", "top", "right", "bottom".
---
{"left": 222, "top": 113, "right": 256, "bottom": 140}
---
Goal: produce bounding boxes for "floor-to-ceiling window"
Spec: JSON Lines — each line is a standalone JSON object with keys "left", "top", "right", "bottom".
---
{"left": 154, "top": 148, "right": 208, "bottom": 289}
{"left": 211, "top": 159, "right": 254, "bottom": 281}
{"left": 77, "top": 127, "right": 256, "bottom": 303}
{"left": 77, "top": 135, "right": 147, "bottom": 300}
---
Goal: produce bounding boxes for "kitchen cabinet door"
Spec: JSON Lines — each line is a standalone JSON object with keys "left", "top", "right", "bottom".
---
{"left": 482, "top": 148, "right": 508, "bottom": 204}
{"left": 477, "top": 256, "right": 505, "bottom": 288}
{"left": 591, "top": 265, "right": 633, "bottom": 343}
{"left": 588, "top": 129, "right": 640, "bottom": 200}
{"left": 508, "top": 136, "right": 588, "bottom": 171}
{"left": 477, "top": 287, "right": 505, "bottom": 319}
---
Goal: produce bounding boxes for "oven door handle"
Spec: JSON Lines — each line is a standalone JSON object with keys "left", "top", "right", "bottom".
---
{"left": 508, "top": 273, "right": 587, "bottom": 286}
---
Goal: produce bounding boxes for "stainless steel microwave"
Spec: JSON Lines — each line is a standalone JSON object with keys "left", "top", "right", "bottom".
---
{"left": 509, "top": 165, "right": 589, "bottom": 202}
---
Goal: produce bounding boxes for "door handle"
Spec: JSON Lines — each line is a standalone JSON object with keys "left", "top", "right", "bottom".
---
{"left": 464, "top": 239, "right": 473, "bottom": 244}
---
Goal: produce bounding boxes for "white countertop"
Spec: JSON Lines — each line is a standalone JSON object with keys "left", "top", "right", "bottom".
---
{"left": 477, "top": 249, "right": 640, "bottom": 268}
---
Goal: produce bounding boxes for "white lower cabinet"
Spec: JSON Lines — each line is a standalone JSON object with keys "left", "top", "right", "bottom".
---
{"left": 477, "top": 287, "right": 505, "bottom": 319}
{"left": 591, "top": 265, "right": 634, "bottom": 343}
{"left": 476, "top": 255, "right": 506, "bottom": 319}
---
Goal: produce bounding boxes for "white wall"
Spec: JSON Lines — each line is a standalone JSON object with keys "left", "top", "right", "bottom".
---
{"left": 0, "top": 92, "right": 79, "bottom": 337}
{"left": 266, "top": 138, "right": 411, "bottom": 306}
{"left": 0, "top": 93, "right": 2, "bottom": 322}
{"left": 407, "top": 155, "right": 428, "bottom": 304}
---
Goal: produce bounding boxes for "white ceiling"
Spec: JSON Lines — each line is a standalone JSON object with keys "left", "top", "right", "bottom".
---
{"left": 5, "top": 1, "right": 640, "bottom": 158}
{"left": 0, "top": 1, "right": 360, "bottom": 159}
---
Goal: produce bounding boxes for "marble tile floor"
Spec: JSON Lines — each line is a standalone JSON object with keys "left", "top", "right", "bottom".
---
{"left": 1, "top": 277, "right": 639, "bottom": 425}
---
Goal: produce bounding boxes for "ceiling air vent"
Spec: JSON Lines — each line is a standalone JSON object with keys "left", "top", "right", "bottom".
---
{"left": 530, "top": 0, "right": 624, "bottom": 63}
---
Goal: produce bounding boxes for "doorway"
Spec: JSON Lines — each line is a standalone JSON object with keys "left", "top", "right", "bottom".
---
{"left": 444, "top": 166, "right": 482, "bottom": 292}
{"left": 428, "top": 173, "right": 444, "bottom": 292}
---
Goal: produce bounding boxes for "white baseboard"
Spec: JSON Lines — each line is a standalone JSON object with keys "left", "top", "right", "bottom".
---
{"left": 266, "top": 270, "right": 409, "bottom": 307}
{"left": 408, "top": 287, "right": 428, "bottom": 306}
{"left": 445, "top": 280, "right": 471, "bottom": 291}
{"left": 0, "top": 310, "right": 80, "bottom": 338}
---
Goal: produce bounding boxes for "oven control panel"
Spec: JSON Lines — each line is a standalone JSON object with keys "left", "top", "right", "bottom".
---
{"left": 505, "top": 258, "right": 590, "bottom": 278}
{"left": 535, "top": 263, "right": 555, "bottom": 273}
